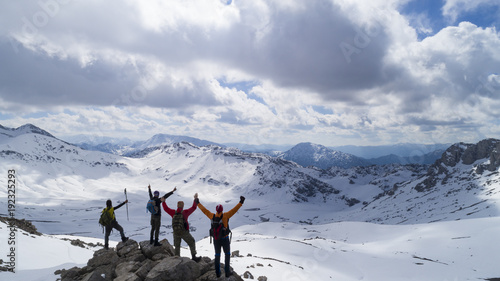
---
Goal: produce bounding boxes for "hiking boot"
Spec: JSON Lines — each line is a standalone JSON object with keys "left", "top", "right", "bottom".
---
{"left": 191, "top": 256, "right": 201, "bottom": 262}
{"left": 154, "top": 239, "right": 162, "bottom": 247}
{"left": 225, "top": 271, "right": 233, "bottom": 277}
{"left": 150, "top": 238, "right": 154, "bottom": 245}
{"left": 122, "top": 237, "right": 129, "bottom": 243}
{"left": 104, "top": 244, "right": 109, "bottom": 250}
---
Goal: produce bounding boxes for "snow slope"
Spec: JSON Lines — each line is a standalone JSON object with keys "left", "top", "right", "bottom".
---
{"left": 1, "top": 125, "right": 500, "bottom": 280}
{"left": 2, "top": 218, "right": 500, "bottom": 280}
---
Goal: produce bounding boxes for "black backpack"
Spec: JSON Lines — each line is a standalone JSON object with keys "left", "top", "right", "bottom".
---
{"left": 209, "top": 213, "right": 231, "bottom": 243}
{"left": 172, "top": 211, "right": 187, "bottom": 233}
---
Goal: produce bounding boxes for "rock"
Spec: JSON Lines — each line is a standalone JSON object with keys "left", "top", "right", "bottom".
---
{"left": 113, "top": 272, "right": 141, "bottom": 281}
{"left": 56, "top": 239, "right": 244, "bottom": 281}
{"left": 243, "top": 271, "right": 254, "bottom": 279}
{"left": 145, "top": 256, "right": 200, "bottom": 281}
{"left": 124, "top": 249, "right": 147, "bottom": 263}
{"left": 115, "top": 261, "right": 141, "bottom": 277}
{"left": 231, "top": 250, "right": 240, "bottom": 258}
{"left": 116, "top": 239, "right": 139, "bottom": 257}
{"left": 81, "top": 270, "right": 106, "bottom": 281}
{"left": 57, "top": 266, "right": 81, "bottom": 281}
{"left": 134, "top": 259, "right": 158, "bottom": 280}
{"left": 257, "top": 277, "right": 267, "bottom": 281}
{"left": 139, "top": 239, "right": 175, "bottom": 259}
{"left": 88, "top": 249, "right": 119, "bottom": 269}
{"left": 90, "top": 264, "right": 116, "bottom": 281}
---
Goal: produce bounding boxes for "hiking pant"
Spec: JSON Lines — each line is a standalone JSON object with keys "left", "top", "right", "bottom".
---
{"left": 214, "top": 236, "right": 231, "bottom": 276}
{"left": 173, "top": 230, "right": 197, "bottom": 257}
{"left": 104, "top": 220, "right": 126, "bottom": 247}
{"left": 150, "top": 215, "right": 161, "bottom": 241}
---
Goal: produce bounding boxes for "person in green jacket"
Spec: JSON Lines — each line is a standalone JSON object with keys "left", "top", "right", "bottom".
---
{"left": 102, "top": 199, "right": 128, "bottom": 250}
{"left": 198, "top": 196, "right": 245, "bottom": 277}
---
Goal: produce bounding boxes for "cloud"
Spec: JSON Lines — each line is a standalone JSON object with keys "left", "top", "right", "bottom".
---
{"left": 442, "top": 0, "right": 500, "bottom": 22}
{"left": 0, "top": 0, "right": 499, "bottom": 146}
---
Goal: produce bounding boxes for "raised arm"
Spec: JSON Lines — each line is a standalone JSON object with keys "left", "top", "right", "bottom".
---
{"left": 148, "top": 184, "right": 153, "bottom": 199}
{"left": 114, "top": 200, "right": 128, "bottom": 210}
{"left": 224, "top": 196, "right": 245, "bottom": 219}
{"left": 162, "top": 187, "right": 177, "bottom": 199}
{"left": 161, "top": 200, "right": 175, "bottom": 217}
{"left": 197, "top": 202, "right": 214, "bottom": 219}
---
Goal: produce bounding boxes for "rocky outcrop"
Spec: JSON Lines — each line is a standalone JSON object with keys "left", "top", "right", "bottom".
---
{"left": 415, "top": 139, "right": 500, "bottom": 192}
{"left": 55, "top": 239, "right": 243, "bottom": 281}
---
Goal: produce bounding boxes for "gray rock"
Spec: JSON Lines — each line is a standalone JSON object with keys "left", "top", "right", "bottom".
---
{"left": 113, "top": 272, "right": 141, "bottom": 281}
{"left": 116, "top": 239, "right": 139, "bottom": 257}
{"left": 145, "top": 256, "right": 200, "bottom": 281}
{"left": 115, "top": 261, "right": 141, "bottom": 277}
{"left": 88, "top": 249, "right": 119, "bottom": 269}
{"left": 139, "top": 239, "right": 174, "bottom": 259}
{"left": 243, "top": 271, "right": 254, "bottom": 279}
{"left": 91, "top": 264, "right": 116, "bottom": 281}
{"left": 134, "top": 259, "right": 158, "bottom": 280}
{"left": 81, "top": 270, "right": 106, "bottom": 281}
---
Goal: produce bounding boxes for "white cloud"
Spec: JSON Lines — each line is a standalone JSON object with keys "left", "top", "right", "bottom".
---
{"left": 443, "top": 0, "right": 500, "bottom": 22}
{"left": 0, "top": 0, "right": 499, "bottom": 146}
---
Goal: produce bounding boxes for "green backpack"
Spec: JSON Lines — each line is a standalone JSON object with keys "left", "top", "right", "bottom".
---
{"left": 172, "top": 211, "right": 187, "bottom": 233}
{"left": 99, "top": 208, "right": 113, "bottom": 227}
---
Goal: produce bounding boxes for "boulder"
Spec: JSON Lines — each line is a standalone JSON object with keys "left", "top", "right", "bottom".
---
{"left": 116, "top": 239, "right": 139, "bottom": 257}
{"left": 113, "top": 273, "right": 141, "bottom": 281}
{"left": 115, "top": 261, "right": 141, "bottom": 277}
{"left": 81, "top": 270, "right": 106, "bottom": 281}
{"left": 88, "top": 249, "right": 119, "bottom": 268}
{"left": 139, "top": 239, "right": 175, "bottom": 259}
{"left": 134, "top": 259, "right": 158, "bottom": 280}
{"left": 145, "top": 256, "right": 200, "bottom": 281}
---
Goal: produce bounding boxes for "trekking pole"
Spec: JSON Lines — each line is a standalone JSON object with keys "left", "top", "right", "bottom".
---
{"left": 124, "top": 188, "right": 129, "bottom": 221}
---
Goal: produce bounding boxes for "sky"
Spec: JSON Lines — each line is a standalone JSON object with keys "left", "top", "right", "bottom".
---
{"left": 0, "top": 0, "right": 499, "bottom": 146}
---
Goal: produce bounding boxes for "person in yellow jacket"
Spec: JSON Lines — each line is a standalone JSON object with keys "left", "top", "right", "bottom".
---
{"left": 197, "top": 196, "right": 245, "bottom": 278}
{"left": 102, "top": 199, "right": 129, "bottom": 250}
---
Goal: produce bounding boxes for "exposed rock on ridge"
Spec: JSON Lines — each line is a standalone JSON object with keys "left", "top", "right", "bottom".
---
{"left": 415, "top": 139, "right": 500, "bottom": 192}
{"left": 56, "top": 239, "right": 243, "bottom": 281}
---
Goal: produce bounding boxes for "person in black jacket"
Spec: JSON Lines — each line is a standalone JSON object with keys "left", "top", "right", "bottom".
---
{"left": 103, "top": 199, "right": 128, "bottom": 250}
{"left": 148, "top": 185, "right": 176, "bottom": 246}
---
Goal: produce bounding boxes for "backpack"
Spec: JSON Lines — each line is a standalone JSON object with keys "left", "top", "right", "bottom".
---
{"left": 210, "top": 214, "right": 231, "bottom": 243}
{"left": 146, "top": 199, "right": 159, "bottom": 215}
{"left": 99, "top": 208, "right": 113, "bottom": 227}
{"left": 172, "top": 211, "right": 187, "bottom": 233}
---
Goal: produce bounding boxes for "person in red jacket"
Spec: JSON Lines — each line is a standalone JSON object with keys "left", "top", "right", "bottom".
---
{"left": 161, "top": 193, "right": 201, "bottom": 262}
{"left": 198, "top": 196, "right": 245, "bottom": 278}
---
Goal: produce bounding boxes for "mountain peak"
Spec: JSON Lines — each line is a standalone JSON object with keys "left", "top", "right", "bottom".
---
{"left": 0, "top": 123, "right": 55, "bottom": 138}
{"left": 282, "top": 142, "right": 370, "bottom": 169}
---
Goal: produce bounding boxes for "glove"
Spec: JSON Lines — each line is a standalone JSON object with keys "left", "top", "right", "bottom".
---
{"left": 194, "top": 198, "right": 200, "bottom": 204}
{"left": 239, "top": 196, "right": 245, "bottom": 204}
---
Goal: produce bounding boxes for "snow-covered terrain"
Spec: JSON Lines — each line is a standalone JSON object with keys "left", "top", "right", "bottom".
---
{"left": 1, "top": 124, "right": 500, "bottom": 280}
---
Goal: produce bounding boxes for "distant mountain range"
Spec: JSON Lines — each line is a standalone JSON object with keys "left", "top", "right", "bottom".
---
{"left": 75, "top": 133, "right": 222, "bottom": 156}
{"left": 1, "top": 123, "right": 446, "bottom": 169}
{"left": 69, "top": 133, "right": 447, "bottom": 169}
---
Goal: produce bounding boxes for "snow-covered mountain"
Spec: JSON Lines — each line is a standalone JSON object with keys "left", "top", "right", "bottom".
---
{"left": 0, "top": 123, "right": 56, "bottom": 140}
{"left": 2, "top": 124, "right": 500, "bottom": 280}
{"left": 75, "top": 133, "right": 223, "bottom": 155}
{"left": 332, "top": 143, "right": 451, "bottom": 159}
{"left": 280, "top": 142, "right": 371, "bottom": 169}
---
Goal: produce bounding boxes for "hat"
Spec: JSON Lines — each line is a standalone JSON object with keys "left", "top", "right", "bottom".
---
{"left": 216, "top": 204, "right": 223, "bottom": 213}
{"left": 154, "top": 191, "right": 160, "bottom": 197}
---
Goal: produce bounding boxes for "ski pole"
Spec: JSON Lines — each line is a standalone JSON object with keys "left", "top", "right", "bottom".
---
{"left": 124, "top": 188, "right": 129, "bottom": 221}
